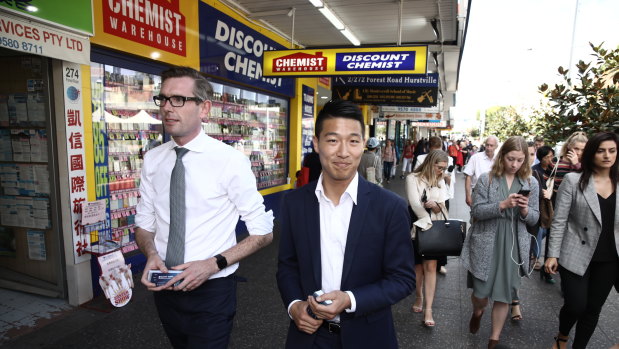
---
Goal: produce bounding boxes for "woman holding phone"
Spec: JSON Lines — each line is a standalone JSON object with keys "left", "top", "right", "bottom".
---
{"left": 545, "top": 132, "right": 619, "bottom": 349}
{"left": 460, "top": 136, "right": 539, "bottom": 349}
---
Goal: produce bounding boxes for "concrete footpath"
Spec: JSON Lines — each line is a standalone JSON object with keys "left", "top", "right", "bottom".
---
{"left": 1, "top": 173, "right": 618, "bottom": 348}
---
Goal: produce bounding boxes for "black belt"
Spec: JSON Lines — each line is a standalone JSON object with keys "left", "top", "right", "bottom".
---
{"left": 320, "top": 321, "right": 341, "bottom": 334}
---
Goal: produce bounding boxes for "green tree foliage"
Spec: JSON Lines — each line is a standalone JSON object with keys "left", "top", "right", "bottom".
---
{"left": 534, "top": 43, "right": 619, "bottom": 144}
{"left": 483, "top": 106, "right": 532, "bottom": 141}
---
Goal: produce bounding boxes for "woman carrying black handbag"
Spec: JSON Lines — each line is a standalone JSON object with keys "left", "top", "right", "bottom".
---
{"left": 406, "top": 149, "right": 451, "bottom": 328}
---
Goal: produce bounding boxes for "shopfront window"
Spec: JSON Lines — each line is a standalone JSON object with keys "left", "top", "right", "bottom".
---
{"left": 90, "top": 63, "right": 289, "bottom": 253}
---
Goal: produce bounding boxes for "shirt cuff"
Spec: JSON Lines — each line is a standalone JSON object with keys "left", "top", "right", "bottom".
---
{"left": 287, "top": 299, "right": 302, "bottom": 319}
{"left": 345, "top": 291, "right": 356, "bottom": 313}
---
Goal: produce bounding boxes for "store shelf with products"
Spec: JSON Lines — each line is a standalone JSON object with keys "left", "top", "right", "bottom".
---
{"left": 91, "top": 62, "right": 164, "bottom": 254}
{"left": 202, "top": 83, "right": 289, "bottom": 189}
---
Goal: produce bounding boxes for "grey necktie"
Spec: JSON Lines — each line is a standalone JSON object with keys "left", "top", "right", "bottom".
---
{"left": 166, "top": 147, "right": 189, "bottom": 268}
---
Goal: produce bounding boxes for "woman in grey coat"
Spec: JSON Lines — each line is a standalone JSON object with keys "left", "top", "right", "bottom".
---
{"left": 460, "top": 136, "right": 539, "bottom": 349}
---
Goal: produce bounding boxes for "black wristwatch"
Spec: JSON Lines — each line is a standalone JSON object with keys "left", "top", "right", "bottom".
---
{"left": 214, "top": 254, "right": 227, "bottom": 270}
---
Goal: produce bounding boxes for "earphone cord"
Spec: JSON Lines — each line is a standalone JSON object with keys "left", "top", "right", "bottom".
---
{"left": 510, "top": 209, "right": 538, "bottom": 277}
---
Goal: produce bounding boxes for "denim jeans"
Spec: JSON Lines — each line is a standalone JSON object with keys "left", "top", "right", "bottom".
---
{"left": 532, "top": 227, "right": 548, "bottom": 258}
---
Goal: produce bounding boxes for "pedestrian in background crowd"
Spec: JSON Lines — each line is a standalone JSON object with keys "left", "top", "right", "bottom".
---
{"left": 545, "top": 131, "right": 588, "bottom": 205}
{"left": 382, "top": 139, "right": 397, "bottom": 183}
{"left": 461, "top": 136, "right": 539, "bottom": 349}
{"left": 464, "top": 136, "right": 499, "bottom": 207}
{"left": 545, "top": 132, "right": 618, "bottom": 349}
{"left": 358, "top": 137, "right": 383, "bottom": 185}
{"left": 400, "top": 139, "right": 415, "bottom": 179}
{"left": 407, "top": 149, "right": 450, "bottom": 328}
{"left": 530, "top": 145, "right": 556, "bottom": 283}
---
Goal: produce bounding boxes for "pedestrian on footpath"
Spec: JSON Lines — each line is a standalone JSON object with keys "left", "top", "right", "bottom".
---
{"left": 135, "top": 67, "right": 274, "bottom": 349}
{"left": 463, "top": 136, "right": 499, "bottom": 207}
{"left": 276, "top": 100, "right": 415, "bottom": 349}
{"left": 460, "top": 136, "right": 539, "bottom": 349}
{"left": 545, "top": 132, "right": 619, "bottom": 349}
{"left": 407, "top": 149, "right": 450, "bottom": 327}
{"left": 400, "top": 139, "right": 415, "bottom": 179}
{"left": 382, "top": 139, "right": 397, "bottom": 183}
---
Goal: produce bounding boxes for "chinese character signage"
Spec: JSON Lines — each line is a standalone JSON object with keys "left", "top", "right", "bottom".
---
{"left": 62, "top": 61, "right": 89, "bottom": 263}
{"left": 263, "top": 46, "right": 428, "bottom": 77}
{"left": 199, "top": 2, "right": 294, "bottom": 96}
{"left": 331, "top": 74, "right": 439, "bottom": 107}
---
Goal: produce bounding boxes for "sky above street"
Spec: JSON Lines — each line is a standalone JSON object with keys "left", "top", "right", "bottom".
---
{"left": 454, "top": 0, "right": 619, "bottom": 130}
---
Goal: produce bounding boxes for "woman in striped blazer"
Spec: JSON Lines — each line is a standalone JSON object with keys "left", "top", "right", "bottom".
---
{"left": 545, "top": 132, "right": 619, "bottom": 349}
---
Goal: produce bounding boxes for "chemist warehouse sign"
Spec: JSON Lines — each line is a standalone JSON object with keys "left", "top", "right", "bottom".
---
{"left": 199, "top": 3, "right": 294, "bottom": 96}
{"left": 263, "top": 46, "right": 428, "bottom": 77}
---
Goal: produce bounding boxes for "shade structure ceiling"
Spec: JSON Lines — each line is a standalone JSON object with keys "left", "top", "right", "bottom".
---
{"left": 220, "top": 0, "right": 469, "bottom": 113}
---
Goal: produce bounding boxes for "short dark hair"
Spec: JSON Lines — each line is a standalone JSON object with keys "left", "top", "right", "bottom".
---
{"left": 315, "top": 100, "right": 364, "bottom": 138}
{"left": 161, "top": 66, "right": 213, "bottom": 102}
{"left": 428, "top": 136, "right": 442, "bottom": 149}
{"left": 579, "top": 132, "right": 618, "bottom": 191}
{"left": 536, "top": 145, "right": 554, "bottom": 161}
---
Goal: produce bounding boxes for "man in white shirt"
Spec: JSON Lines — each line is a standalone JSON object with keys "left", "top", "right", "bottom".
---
{"left": 277, "top": 100, "right": 415, "bottom": 349}
{"left": 135, "top": 67, "right": 273, "bottom": 348}
{"left": 463, "top": 135, "right": 499, "bottom": 206}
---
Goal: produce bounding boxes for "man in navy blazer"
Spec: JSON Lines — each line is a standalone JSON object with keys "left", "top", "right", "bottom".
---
{"left": 276, "top": 100, "right": 415, "bottom": 349}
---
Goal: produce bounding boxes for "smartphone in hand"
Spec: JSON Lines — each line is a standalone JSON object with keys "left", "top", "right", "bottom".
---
{"left": 517, "top": 189, "right": 530, "bottom": 196}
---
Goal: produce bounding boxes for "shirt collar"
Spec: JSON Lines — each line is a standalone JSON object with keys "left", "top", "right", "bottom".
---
{"left": 171, "top": 131, "right": 209, "bottom": 153}
{"left": 315, "top": 172, "right": 359, "bottom": 205}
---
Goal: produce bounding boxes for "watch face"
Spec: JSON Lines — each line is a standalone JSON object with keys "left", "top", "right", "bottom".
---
{"left": 216, "top": 255, "right": 227, "bottom": 269}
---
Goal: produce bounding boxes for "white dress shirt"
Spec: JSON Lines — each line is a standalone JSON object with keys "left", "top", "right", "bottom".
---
{"left": 463, "top": 151, "right": 495, "bottom": 188}
{"left": 287, "top": 173, "right": 357, "bottom": 321}
{"left": 135, "top": 132, "right": 273, "bottom": 279}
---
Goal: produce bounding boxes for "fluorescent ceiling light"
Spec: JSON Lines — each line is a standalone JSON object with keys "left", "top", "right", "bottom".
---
{"left": 340, "top": 28, "right": 360, "bottom": 46}
{"left": 319, "top": 7, "right": 345, "bottom": 30}
{"left": 308, "top": 0, "right": 323, "bottom": 7}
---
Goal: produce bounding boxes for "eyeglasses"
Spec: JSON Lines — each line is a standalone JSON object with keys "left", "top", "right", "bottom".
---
{"left": 153, "top": 95, "right": 202, "bottom": 107}
{"left": 434, "top": 165, "right": 446, "bottom": 171}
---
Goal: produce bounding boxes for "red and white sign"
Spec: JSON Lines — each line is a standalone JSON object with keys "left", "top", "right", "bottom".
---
{"left": 63, "top": 61, "right": 89, "bottom": 263}
{"left": 0, "top": 12, "right": 89, "bottom": 65}
{"left": 273, "top": 52, "right": 327, "bottom": 72}
{"left": 384, "top": 112, "right": 442, "bottom": 120}
{"left": 102, "top": 0, "right": 187, "bottom": 56}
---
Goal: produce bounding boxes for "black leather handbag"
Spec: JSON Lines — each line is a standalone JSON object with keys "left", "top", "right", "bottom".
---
{"left": 416, "top": 207, "right": 466, "bottom": 256}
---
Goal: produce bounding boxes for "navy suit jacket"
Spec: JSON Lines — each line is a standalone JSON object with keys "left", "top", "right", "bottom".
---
{"left": 276, "top": 176, "right": 415, "bottom": 349}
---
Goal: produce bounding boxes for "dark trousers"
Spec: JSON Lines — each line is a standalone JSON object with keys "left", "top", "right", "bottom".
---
{"left": 559, "top": 261, "right": 619, "bottom": 349}
{"left": 153, "top": 275, "right": 237, "bottom": 349}
{"left": 312, "top": 326, "right": 343, "bottom": 349}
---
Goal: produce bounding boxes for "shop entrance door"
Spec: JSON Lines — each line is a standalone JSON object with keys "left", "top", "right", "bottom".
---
{"left": 0, "top": 49, "right": 66, "bottom": 298}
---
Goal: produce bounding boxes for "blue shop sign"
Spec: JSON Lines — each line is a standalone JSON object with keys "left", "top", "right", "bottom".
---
{"left": 199, "top": 3, "right": 294, "bottom": 96}
{"left": 335, "top": 51, "right": 417, "bottom": 72}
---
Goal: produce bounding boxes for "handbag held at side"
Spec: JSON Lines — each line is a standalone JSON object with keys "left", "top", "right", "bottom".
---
{"left": 416, "top": 206, "right": 466, "bottom": 256}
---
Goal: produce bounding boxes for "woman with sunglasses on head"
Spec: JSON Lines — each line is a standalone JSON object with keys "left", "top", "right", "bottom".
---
{"left": 545, "top": 132, "right": 619, "bottom": 349}
{"left": 406, "top": 149, "right": 451, "bottom": 328}
{"left": 460, "top": 136, "right": 539, "bottom": 349}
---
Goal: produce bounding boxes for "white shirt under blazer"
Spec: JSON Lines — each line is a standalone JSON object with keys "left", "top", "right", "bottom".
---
{"left": 135, "top": 131, "right": 274, "bottom": 279}
{"left": 548, "top": 172, "right": 619, "bottom": 276}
